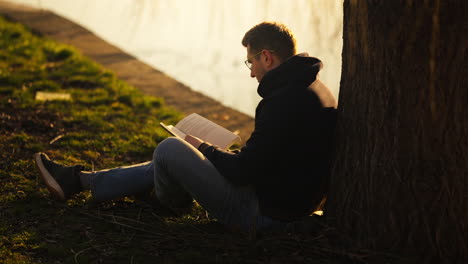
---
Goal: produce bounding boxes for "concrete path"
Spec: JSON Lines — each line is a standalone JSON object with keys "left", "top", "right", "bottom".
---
{"left": 0, "top": 0, "right": 254, "bottom": 145}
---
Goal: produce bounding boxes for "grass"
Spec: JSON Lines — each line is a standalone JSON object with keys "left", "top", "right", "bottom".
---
{"left": 0, "top": 15, "right": 389, "bottom": 264}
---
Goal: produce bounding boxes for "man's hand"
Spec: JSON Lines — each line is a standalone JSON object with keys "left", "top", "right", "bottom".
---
{"left": 184, "top": 134, "right": 204, "bottom": 149}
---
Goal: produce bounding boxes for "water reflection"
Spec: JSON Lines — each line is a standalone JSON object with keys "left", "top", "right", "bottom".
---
{"left": 11, "top": 0, "right": 343, "bottom": 116}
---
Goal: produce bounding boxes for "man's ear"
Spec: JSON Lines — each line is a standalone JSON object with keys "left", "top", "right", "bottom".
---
{"left": 262, "top": 50, "right": 279, "bottom": 70}
{"left": 262, "top": 50, "right": 274, "bottom": 67}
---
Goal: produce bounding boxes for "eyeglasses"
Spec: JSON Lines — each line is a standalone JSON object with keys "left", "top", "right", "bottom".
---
{"left": 244, "top": 50, "right": 275, "bottom": 69}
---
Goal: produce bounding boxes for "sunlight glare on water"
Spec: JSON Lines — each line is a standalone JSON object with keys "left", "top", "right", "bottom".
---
{"left": 11, "top": 0, "right": 343, "bottom": 116}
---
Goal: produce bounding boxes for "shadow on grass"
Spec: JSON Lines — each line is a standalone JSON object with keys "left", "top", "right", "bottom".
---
{"left": 2, "top": 191, "right": 359, "bottom": 264}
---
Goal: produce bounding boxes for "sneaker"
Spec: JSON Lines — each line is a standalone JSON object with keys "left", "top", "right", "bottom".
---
{"left": 34, "top": 152, "right": 84, "bottom": 200}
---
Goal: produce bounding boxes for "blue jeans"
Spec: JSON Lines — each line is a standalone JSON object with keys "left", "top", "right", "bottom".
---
{"left": 86, "top": 137, "right": 284, "bottom": 231}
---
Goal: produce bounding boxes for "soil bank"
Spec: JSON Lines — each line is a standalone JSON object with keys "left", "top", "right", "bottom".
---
{"left": 0, "top": 0, "right": 254, "bottom": 145}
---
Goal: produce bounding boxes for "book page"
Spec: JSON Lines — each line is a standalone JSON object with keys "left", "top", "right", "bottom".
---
{"left": 174, "top": 113, "right": 241, "bottom": 149}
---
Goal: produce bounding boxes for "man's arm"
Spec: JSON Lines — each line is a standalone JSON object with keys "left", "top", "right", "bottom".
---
{"left": 184, "top": 134, "right": 248, "bottom": 185}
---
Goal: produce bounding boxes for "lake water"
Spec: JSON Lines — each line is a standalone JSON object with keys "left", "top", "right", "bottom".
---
{"left": 10, "top": 0, "right": 343, "bottom": 116}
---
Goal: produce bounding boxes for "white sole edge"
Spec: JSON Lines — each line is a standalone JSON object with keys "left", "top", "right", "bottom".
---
{"left": 34, "top": 153, "right": 66, "bottom": 200}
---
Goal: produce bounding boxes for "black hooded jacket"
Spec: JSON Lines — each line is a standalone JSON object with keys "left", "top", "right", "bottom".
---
{"left": 200, "top": 54, "right": 337, "bottom": 220}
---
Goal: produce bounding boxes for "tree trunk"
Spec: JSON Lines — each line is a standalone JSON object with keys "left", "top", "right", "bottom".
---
{"left": 326, "top": 0, "right": 467, "bottom": 262}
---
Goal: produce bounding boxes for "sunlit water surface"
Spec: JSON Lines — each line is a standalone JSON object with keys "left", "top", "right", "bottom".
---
{"left": 11, "top": 0, "right": 343, "bottom": 116}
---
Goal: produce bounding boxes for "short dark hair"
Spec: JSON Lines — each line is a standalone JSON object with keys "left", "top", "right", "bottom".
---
{"left": 242, "top": 22, "right": 297, "bottom": 62}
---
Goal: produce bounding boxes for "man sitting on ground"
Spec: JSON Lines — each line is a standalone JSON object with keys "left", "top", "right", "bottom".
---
{"left": 35, "top": 21, "right": 338, "bottom": 231}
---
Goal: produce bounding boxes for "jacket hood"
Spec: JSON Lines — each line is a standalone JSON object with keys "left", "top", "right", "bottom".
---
{"left": 257, "top": 53, "right": 322, "bottom": 98}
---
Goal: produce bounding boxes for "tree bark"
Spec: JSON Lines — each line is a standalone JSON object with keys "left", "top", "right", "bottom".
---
{"left": 326, "top": 0, "right": 467, "bottom": 262}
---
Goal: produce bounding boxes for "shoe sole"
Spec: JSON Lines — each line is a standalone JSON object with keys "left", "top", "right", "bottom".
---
{"left": 34, "top": 153, "right": 66, "bottom": 200}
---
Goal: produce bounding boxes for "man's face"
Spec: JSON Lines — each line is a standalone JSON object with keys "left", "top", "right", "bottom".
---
{"left": 246, "top": 46, "right": 268, "bottom": 83}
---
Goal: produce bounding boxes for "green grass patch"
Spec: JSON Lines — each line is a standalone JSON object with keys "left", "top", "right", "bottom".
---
{"left": 0, "top": 15, "right": 378, "bottom": 264}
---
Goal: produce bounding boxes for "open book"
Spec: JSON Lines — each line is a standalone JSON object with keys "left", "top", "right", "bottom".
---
{"left": 160, "top": 113, "right": 241, "bottom": 149}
